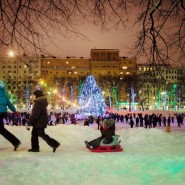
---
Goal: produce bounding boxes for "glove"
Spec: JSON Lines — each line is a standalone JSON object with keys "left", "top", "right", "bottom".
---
{"left": 13, "top": 111, "right": 19, "bottom": 118}
{"left": 26, "top": 125, "right": 30, "bottom": 131}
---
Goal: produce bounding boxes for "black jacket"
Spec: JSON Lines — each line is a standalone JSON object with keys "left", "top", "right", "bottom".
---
{"left": 28, "top": 96, "right": 48, "bottom": 128}
{"left": 100, "top": 124, "right": 115, "bottom": 141}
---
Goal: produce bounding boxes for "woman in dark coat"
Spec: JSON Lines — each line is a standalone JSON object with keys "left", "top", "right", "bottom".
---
{"left": 85, "top": 118, "right": 115, "bottom": 149}
{"left": 27, "top": 90, "right": 60, "bottom": 152}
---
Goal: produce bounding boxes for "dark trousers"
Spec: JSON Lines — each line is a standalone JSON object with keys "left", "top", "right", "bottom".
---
{"left": 31, "top": 127, "right": 60, "bottom": 150}
{"left": 89, "top": 137, "right": 102, "bottom": 148}
{"left": 89, "top": 136, "right": 114, "bottom": 149}
{"left": 0, "top": 113, "right": 20, "bottom": 147}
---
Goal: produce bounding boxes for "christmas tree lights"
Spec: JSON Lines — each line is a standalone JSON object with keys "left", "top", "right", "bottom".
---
{"left": 112, "top": 86, "right": 118, "bottom": 109}
{"left": 70, "top": 85, "right": 73, "bottom": 102}
{"left": 131, "top": 88, "right": 136, "bottom": 110}
{"left": 78, "top": 75, "right": 106, "bottom": 115}
{"left": 168, "top": 84, "right": 177, "bottom": 108}
{"left": 78, "top": 80, "right": 83, "bottom": 96}
{"left": 161, "top": 91, "right": 167, "bottom": 110}
{"left": 9, "top": 92, "right": 16, "bottom": 103}
{"left": 177, "top": 86, "right": 181, "bottom": 109}
{"left": 107, "top": 88, "right": 112, "bottom": 107}
{"left": 25, "top": 81, "right": 31, "bottom": 106}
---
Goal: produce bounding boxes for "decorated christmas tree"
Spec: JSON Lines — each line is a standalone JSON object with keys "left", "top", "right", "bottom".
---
{"left": 25, "top": 82, "right": 31, "bottom": 106}
{"left": 78, "top": 75, "right": 106, "bottom": 115}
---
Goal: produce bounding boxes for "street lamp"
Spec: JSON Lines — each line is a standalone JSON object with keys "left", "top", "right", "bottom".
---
{"left": 8, "top": 50, "right": 15, "bottom": 58}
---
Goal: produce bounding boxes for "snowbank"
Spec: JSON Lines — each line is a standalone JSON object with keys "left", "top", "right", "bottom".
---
{"left": 0, "top": 125, "right": 185, "bottom": 185}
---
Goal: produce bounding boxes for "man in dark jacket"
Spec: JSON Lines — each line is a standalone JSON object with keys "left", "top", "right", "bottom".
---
{"left": 27, "top": 90, "right": 60, "bottom": 152}
{"left": 0, "top": 80, "right": 21, "bottom": 151}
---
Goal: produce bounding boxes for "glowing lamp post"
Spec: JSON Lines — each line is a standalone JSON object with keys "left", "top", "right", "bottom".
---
{"left": 8, "top": 50, "right": 15, "bottom": 58}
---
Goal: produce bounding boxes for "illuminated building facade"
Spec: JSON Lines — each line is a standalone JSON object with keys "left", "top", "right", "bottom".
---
{"left": 0, "top": 49, "right": 137, "bottom": 108}
{"left": 137, "top": 64, "right": 185, "bottom": 110}
{"left": 0, "top": 56, "right": 41, "bottom": 107}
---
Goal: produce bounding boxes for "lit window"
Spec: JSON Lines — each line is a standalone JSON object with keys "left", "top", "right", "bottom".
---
{"left": 126, "top": 72, "right": 130, "bottom": 75}
{"left": 122, "top": 66, "right": 127, "bottom": 69}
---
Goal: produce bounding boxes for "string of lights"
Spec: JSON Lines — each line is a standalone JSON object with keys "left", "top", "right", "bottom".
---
{"left": 78, "top": 75, "right": 106, "bottom": 115}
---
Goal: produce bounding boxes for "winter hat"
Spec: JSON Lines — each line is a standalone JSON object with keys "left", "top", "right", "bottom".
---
{"left": 0, "top": 80, "right": 6, "bottom": 89}
{"left": 103, "top": 118, "right": 115, "bottom": 127}
{"left": 33, "top": 90, "right": 44, "bottom": 98}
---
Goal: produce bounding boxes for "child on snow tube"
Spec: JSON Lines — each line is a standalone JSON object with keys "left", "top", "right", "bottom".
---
{"left": 85, "top": 118, "right": 115, "bottom": 149}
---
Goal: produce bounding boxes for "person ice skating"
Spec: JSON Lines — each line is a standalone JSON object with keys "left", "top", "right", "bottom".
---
{"left": 27, "top": 90, "right": 60, "bottom": 152}
{"left": 0, "top": 80, "right": 21, "bottom": 151}
{"left": 85, "top": 118, "right": 115, "bottom": 149}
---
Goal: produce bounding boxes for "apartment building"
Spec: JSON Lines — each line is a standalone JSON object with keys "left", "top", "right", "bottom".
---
{"left": 0, "top": 56, "right": 41, "bottom": 106}
{"left": 137, "top": 64, "right": 185, "bottom": 109}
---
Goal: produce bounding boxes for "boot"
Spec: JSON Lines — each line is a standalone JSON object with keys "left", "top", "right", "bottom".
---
{"left": 28, "top": 148, "right": 40, "bottom": 152}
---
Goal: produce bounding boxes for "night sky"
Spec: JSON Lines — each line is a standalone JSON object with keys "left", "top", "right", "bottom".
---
{"left": 0, "top": 20, "right": 184, "bottom": 66}
{"left": 44, "top": 23, "right": 137, "bottom": 58}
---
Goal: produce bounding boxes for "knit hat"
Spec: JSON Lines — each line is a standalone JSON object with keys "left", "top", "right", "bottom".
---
{"left": 33, "top": 90, "right": 44, "bottom": 98}
{"left": 0, "top": 80, "right": 6, "bottom": 89}
{"left": 103, "top": 118, "right": 115, "bottom": 127}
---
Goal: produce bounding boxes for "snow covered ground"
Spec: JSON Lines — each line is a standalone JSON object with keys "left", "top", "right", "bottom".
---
{"left": 1, "top": 108, "right": 185, "bottom": 184}
{"left": 1, "top": 117, "right": 185, "bottom": 185}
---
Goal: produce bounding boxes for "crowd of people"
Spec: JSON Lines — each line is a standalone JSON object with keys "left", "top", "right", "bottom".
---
{"left": 108, "top": 112, "right": 184, "bottom": 128}
{"left": 2, "top": 109, "right": 185, "bottom": 129}
{"left": 3, "top": 111, "right": 73, "bottom": 126}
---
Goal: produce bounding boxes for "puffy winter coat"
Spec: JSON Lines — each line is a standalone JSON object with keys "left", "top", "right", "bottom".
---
{"left": 100, "top": 124, "right": 115, "bottom": 142}
{"left": 0, "top": 87, "right": 16, "bottom": 113}
{"left": 28, "top": 96, "right": 48, "bottom": 128}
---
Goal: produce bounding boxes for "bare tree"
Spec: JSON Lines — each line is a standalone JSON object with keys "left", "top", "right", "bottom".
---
{"left": 0, "top": 0, "right": 87, "bottom": 55}
{"left": 134, "top": 0, "right": 185, "bottom": 67}
{"left": 0, "top": 0, "right": 184, "bottom": 66}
